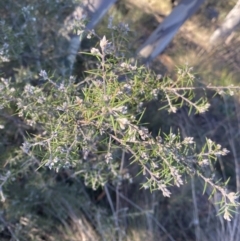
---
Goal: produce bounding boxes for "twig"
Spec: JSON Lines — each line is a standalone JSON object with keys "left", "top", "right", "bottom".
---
{"left": 106, "top": 184, "right": 176, "bottom": 241}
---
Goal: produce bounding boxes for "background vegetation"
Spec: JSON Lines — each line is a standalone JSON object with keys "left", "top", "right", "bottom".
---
{"left": 1, "top": 0, "right": 240, "bottom": 240}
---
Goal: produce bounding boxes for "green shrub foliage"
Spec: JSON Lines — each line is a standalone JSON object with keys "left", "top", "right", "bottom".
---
{"left": 0, "top": 3, "right": 239, "bottom": 240}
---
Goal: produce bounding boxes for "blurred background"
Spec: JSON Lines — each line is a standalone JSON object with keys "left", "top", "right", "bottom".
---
{"left": 1, "top": 0, "right": 240, "bottom": 240}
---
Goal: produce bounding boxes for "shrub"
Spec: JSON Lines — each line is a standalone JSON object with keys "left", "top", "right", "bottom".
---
{"left": 0, "top": 1, "right": 239, "bottom": 240}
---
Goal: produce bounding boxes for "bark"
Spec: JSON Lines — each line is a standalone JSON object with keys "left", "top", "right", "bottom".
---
{"left": 63, "top": 0, "right": 206, "bottom": 72}
{"left": 84, "top": 0, "right": 117, "bottom": 30}
{"left": 61, "top": 0, "right": 116, "bottom": 75}
{"left": 137, "top": 0, "right": 206, "bottom": 64}
{"left": 210, "top": 0, "right": 240, "bottom": 45}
